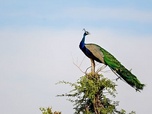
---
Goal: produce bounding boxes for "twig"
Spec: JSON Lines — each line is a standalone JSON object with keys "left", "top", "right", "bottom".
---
{"left": 79, "top": 56, "right": 85, "bottom": 67}
{"left": 73, "top": 61, "right": 85, "bottom": 74}
{"left": 96, "top": 65, "right": 107, "bottom": 74}
{"left": 85, "top": 66, "right": 91, "bottom": 74}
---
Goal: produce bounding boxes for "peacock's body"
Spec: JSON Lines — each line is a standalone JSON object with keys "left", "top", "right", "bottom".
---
{"left": 79, "top": 29, "right": 145, "bottom": 91}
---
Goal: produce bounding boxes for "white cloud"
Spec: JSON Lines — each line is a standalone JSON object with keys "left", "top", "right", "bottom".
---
{"left": 2, "top": 5, "right": 152, "bottom": 24}
{"left": 62, "top": 7, "right": 152, "bottom": 23}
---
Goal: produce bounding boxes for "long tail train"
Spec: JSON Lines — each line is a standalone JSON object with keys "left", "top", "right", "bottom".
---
{"left": 111, "top": 66, "right": 145, "bottom": 91}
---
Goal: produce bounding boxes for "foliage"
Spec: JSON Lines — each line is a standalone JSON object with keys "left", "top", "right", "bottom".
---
{"left": 57, "top": 73, "right": 136, "bottom": 114}
{"left": 40, "top": 107, "right": 61, "bottom": 114}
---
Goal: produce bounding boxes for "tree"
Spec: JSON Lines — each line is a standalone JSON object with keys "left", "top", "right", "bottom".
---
{"left": 57, "top": 71, "right": 135, "bottom": 114}
{"left": 40, "top": 67, "right": 136, "bottom": 114}
{"left": 40, "top": 107, "right": 61, "bottom": 114}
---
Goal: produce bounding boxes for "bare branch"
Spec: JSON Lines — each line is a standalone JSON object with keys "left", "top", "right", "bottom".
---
{"left": 79, "top": 56, "right": 85, "bottom": 67}
{"left": 73, "top": 61, "right": 85, "bottom": 74}
{"left": 85, "top": 66, "right": 91, "bottom": 74}
{"left": 96, "top": 65, "right": 107, "bottom": 74}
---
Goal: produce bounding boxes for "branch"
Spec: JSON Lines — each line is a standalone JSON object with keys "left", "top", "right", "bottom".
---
{"left": 96, "top": 65, "right": 107, "bottom": 74}
{"left": 73, "top": 61, "right": 85, "bottom": 74}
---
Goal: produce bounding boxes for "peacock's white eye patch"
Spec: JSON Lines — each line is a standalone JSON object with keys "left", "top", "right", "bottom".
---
{"left": 86, "top": 31, "right": 90, "bottom": 35}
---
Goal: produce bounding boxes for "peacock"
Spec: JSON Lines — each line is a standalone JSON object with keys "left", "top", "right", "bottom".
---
{"left": 79, "top": 29, "right": 145, "bottom": 91}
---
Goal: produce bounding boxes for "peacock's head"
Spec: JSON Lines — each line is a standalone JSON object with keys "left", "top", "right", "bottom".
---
{"left": 83, "top": 28, "right": 90, "bottom": 36}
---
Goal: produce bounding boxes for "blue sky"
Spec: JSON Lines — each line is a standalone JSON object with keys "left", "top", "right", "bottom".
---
{"left": 1, "top": 0, "right": 152, "bottom": 32}
{"left": 0, "top": 0, "right": 152, "bottom": 114}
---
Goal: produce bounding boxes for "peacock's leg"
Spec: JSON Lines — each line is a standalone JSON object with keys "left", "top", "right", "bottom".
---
{"left": 90, "top": 59, "right": 95, "bottom": 76}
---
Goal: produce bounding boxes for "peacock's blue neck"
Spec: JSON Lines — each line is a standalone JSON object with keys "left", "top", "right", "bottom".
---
{"left": 79, "top": 33, "right": 96, "bottom": 60}
{"left": 79, "top": 34, "right": 86, "bottom": 49}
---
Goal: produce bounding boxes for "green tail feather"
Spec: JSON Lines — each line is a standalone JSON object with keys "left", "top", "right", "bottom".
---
{"left": 98, "top": 45, "right": 145, "bottom": 91}
{"left": 113, "top": 66, "right": 145, "bottom": 91}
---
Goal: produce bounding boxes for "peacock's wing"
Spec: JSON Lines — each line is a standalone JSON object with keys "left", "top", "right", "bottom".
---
{"left": 86, "top": 43, "right": 121, "bottom": 68}
{"left": 85, "top": 44, "right": 105, "bottom": 63}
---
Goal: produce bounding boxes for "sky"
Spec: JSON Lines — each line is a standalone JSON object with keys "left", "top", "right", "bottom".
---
{"left": 0, "top": 0, "right": 152, "bottom": 114}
